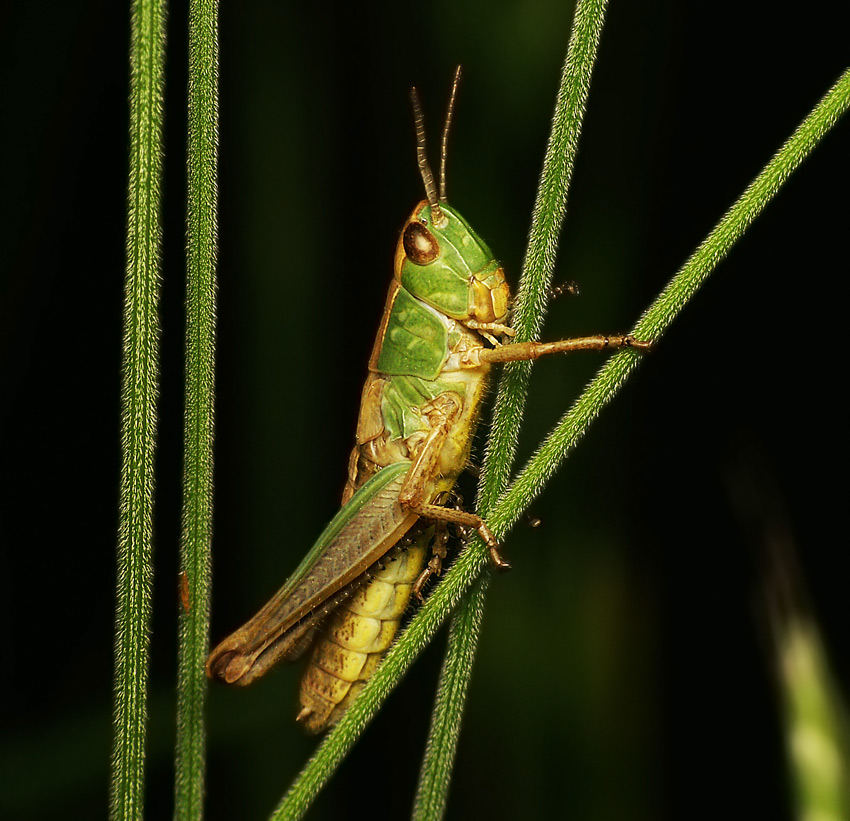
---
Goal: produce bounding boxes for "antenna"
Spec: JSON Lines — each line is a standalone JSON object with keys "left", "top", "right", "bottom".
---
{"left": 410, "top": 86, "right": 447, "bottom": 228}
{"left": 439, "top": 65, "right": 462, "bottom": 202}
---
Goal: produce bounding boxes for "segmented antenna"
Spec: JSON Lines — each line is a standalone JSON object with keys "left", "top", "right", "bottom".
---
{"left": 439, "top": 65, "right": 462, "bottom": 202}
{"left": 410, "top": 86, "right": 447, "bottom": 228}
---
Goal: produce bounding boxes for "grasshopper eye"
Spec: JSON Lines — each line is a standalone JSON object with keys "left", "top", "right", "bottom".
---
{"left": 403, "top": 222, "right": 440, "bottom": 265}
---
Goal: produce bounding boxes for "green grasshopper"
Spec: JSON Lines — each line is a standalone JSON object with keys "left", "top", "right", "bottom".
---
{"left": 207, "top": 68, "right": 650, "bottom": 732}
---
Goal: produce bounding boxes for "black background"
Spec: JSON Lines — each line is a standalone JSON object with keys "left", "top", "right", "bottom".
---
{"left": 1, "top": 2, "right": 847, "bottom": 819}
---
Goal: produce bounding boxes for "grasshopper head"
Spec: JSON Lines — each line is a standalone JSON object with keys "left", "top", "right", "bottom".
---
{"left": 395, "top": 200, "right": 510, "bottom": 325}
{"left": 402, "top": 69, "right": 511, "bottom": 327}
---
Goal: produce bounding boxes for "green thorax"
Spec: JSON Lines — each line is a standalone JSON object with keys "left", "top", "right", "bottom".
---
{"left": 372, "top": 289, "right": 467, "bottom": 440}
{"left": 371, "top": 201, "right": 500, "bottom": 441}
{"left": 374, "top": 286, "right": 454, "bottom": 379}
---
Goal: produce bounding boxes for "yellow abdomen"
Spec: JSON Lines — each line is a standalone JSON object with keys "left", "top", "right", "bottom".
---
{"left": 297, "top": 540, "right": 428, "bottom": 733}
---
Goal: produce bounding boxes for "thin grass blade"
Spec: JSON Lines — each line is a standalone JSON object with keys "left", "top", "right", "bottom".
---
{"left": 174, "top": 0, "right": 219, "bottom": 818}
{"left": 411, "top": 575, "right": 490, "bottom": 821}
{"left": 110, "top": 0, "right": 167, "bottom": 818}
{"left": 415, "top": 0, "right": 612, "bottom": 815}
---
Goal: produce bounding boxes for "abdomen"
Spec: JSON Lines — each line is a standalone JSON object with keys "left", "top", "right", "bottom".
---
{"left": 297, "top": 536, "right": 429, "bottom": 732}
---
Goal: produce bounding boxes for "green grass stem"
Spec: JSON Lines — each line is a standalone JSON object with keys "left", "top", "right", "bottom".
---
{"left": 174, "top": 0, "right": 219, "bottom": 818}
{"left": 110, "top": 0, "right": 168, "bottom": 818}
{"left": 415, "top": 1, "right": 610, "bottom": 814}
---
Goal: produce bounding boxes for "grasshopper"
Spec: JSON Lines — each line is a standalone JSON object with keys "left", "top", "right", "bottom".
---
{"left": 207, "top": 68, "right": 650, "bottom": 732}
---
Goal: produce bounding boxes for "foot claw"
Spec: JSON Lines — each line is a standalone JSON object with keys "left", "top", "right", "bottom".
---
{"left": 489, "top": 545, "right": 511, "bottom": 572}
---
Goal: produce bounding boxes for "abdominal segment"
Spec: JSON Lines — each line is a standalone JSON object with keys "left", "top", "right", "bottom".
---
{"left": 297, "top": 534, "right": 431, "bottom": 733}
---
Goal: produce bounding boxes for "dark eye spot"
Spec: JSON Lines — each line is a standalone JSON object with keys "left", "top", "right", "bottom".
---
{"left": 403, "top": 221, "right": 439, "bottom": 265}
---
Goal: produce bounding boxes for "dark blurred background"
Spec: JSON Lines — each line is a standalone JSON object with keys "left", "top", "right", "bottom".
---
{"left": 1, "top": 2, "right": 847, "bottom": 819}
